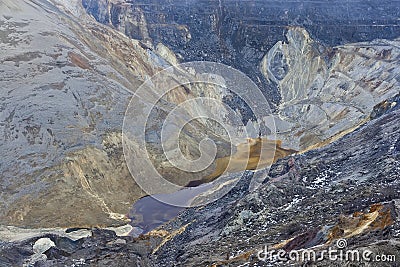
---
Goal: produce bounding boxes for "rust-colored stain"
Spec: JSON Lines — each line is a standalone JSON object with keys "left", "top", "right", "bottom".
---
{"left": 282, "top": 228, "right": 320, "bottom": 252}
{"left": 146, "top": 229, "right": 169, "bottom": 237}
{"left": 301, "top": 118, "right": 368, "bottom": 153}
{"left": 68, "top": 51, "right": 91, "bottom": 70}
{"left": 368, "top": 203, "right": 394, "bottom": 230}
{"left": 151, "top": 222, "right": 192, "bottom": 254}
{"left": 327, "top": 203, "right": 394, "bottom": 242}
{"left": 275, "top": 203, "right": 394, "bottom": 251}
{"left": 205, "top": 137, "right": 297, "bottom": 182}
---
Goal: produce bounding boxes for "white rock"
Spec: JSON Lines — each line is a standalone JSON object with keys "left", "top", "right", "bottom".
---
{"left": 33, "top": 238, "right": 55, "bottom": 254}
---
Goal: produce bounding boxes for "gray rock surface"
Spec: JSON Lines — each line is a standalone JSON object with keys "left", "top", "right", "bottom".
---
{"left": 83, "top": 0, "right": 400, "bottom": 110}
{"left": 1, "top": 0, "right": 265, "bottom": 227}
{"left": 84, "top": 0, "right": 400, "bottom": 151}
{"left": 1, "top": 0, "right": 399, "bottom": 266}
{"left": 1, "top": 0, "right": 235, "bottom": 228}
{"left": 0, "top": 0, "right": 157, "bottom": 227}
{"left": 1, "top": 105, "right": 399, "bottom": 267}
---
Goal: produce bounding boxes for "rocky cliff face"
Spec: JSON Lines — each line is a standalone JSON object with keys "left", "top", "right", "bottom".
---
{"left": 262, "top": 27, "right": 400, "bottom": 149}
{"left": 0, "top": 0, "right": 156, "bottom": 227}
{"left": 1, "top": 0, "right": 400, "bottom": 266}
{"left": 0, "top": 0, "right": 245, "bottom": 228}
{"left": 2, "top": 105, "right": 399, "bottom": 267}
{"left": 83, "top": 0, "right": 400, "bottom": 151}
{"left": 82, "top": 0, "right": 400, "bottom": 107}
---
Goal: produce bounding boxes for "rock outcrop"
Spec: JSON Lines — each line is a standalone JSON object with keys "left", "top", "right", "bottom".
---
{"left": 1, "top": 1, "right": 399, "bottom": 266}
{"left": 262, "top": 27, "right": 400, "bottom": 149}
{"left": 0, "top": 0, "right": 245, "bottom": 227}
{"left": 2, "top": 106, "right": 399, "bottom": 266}
{"left": 83, "top": 0, "right": 400, "bottom": 151}
{"left": 83, "top": 0, "right": 400, "bottom": 109}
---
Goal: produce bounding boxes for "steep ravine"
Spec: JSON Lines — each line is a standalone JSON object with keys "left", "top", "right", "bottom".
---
{"left": 82, "top": 0, "right": 400, "bottom": 108}
{"left": 1, "top": 0, "right": 399, "bottom": 229}
{"left": 84, "top": 0, "right": 400, "bottom": 151}
{"left": 0, "top": 1, "right": 399, "bottom": 266}
{"left": 2, "top": 100, "right": 399, "bottom": 267}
